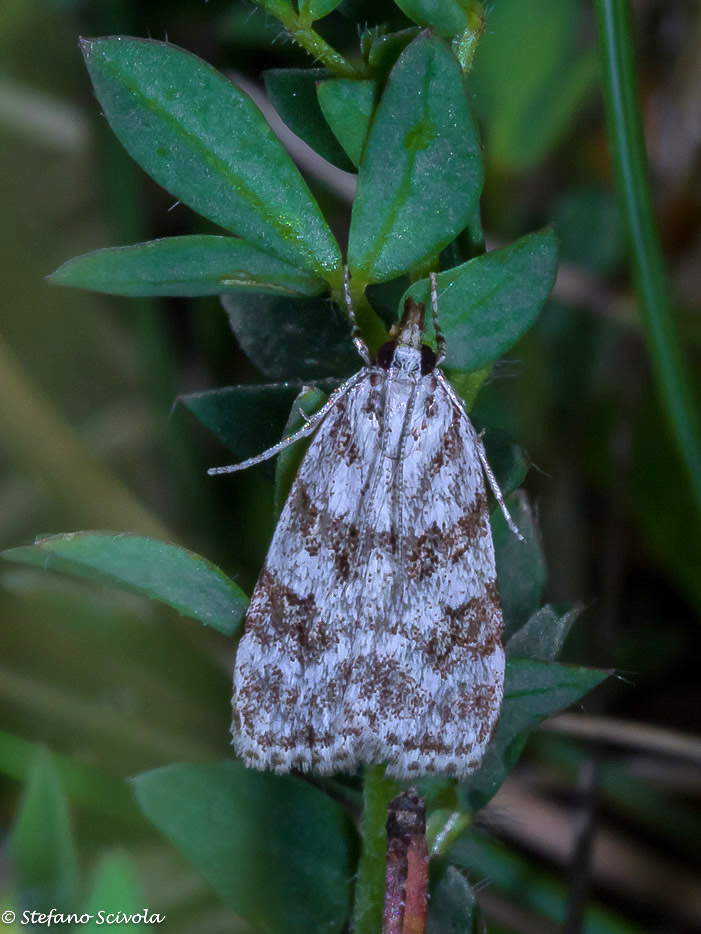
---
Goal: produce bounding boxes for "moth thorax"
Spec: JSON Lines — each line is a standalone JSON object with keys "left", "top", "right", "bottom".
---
{"left": 377, "top": 341, "right": 437, "bottom": 376}
{"left": 381, "top": 296, "right": 436, "bottom": 375}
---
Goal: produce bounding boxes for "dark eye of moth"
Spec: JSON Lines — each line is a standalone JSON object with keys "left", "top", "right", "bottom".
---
{"left": 376, "top": 341, "right": 437, "bottom": 374}
{"left": 376, "top": 341, "right": 397, "bottom": 369}
{"left": 420, "top": 345, "right": 437, "bottom": 375}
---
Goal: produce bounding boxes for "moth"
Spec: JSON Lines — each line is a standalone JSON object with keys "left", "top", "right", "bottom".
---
{"left": 210, "top": 272, "right": 521, "bottom": 780}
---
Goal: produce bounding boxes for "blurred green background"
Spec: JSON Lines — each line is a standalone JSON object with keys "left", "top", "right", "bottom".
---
{"left": 1, "top": 0, "right": 700, "bottom": 931}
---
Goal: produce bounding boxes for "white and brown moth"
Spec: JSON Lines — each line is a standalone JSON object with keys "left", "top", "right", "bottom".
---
{"left": 210, "top": 273, "right": 522, "bottom": 780}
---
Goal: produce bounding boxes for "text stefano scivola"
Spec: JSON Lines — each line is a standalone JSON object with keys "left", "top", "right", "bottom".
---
{"left": 3, "top": 909, "right": 165, "bottom": 926}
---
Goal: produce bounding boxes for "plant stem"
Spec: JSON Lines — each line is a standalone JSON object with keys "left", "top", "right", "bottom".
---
{"left": 353, "top": 764, "right": 399, "bottom": 934}
{"left": 277, "top": 10, "right": 364, "bottom": 79}
{"left": 332, "top": 285, "right": 389, "bottom": 356}
{"left": 594, "top": 0, "right": 701, "bottom": 515}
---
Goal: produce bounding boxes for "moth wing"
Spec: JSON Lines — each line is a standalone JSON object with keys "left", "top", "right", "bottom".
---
{"left": 340, "top": 376, "right": 504, "bottom": 779}
{"left": 232, "top": 374, "right": 384, "bottom": 773}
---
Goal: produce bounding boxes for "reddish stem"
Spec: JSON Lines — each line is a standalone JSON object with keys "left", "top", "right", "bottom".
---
{"left": 382, "top": 789, "right": 428, "bottom": 934}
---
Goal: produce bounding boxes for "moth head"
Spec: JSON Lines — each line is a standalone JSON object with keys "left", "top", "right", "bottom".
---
{"left": 378, "top": 297, "right": 436, "bottom": 376}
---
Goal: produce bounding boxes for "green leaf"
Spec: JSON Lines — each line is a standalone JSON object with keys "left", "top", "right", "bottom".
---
{"left": 223, "top": 293, "right": 358, "bottom": 380}
{"left": 299, "top": 0, "right": 343, "bottom": 19}
{"left": 492, "top": 491, "right": 545, "bottom": 639}
{"left": 396, "top": 0, "right": 475, "bottom": 37}
{"left": 49, "top": 236, "right": 326, "bottom": 298}
{"left": 460, "top": 658, "right": 609, "bottom": 810}
{"left": 8, "top": 749, "right": 80, "bottom": 914}
{"left": 2, "top": 533, "right": 247, "bottom": 636}
{"left": 472, "top": 418, "right": 530, "bottom": 498}
{"left": 348, "top": 33, "right": 483, "bottom": 285}
{"left": 264, "top": 69, "right": 355, "bottom": 172}
{"left": 427, "top": 865, "right": 476, "bottom": 933}
{"left": 81, "top": 37, "right": 342, "bottom": 280}
{"left": 182, "top": 381, "right": 339, "bottom": 481}
{"left": 81, "top": 853, "right": 146, "bottom": 932}
{"left": 317, "top": 79, "right": 376, "bottom": 167}
{"left": 133, "top": 761, "right": 356, "bottom": 934}
{"left": 472, "top": 0, "right": 597, "bottom": 170}
{"left": 183, "top": 383, "right": 304, "bottom": 468}
{"left": 274, "top": 386, "right": 329, "bottom": 517}
{"left": 363, "top": 27, "right": 421, "bottom": 81}
{"left": 402, "top": 228, "right": 559, "bottom": 372}
{"left": 506, "top": 603, "right": 583, "bottom": 661}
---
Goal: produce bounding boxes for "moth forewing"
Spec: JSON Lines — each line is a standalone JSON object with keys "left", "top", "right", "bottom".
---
{"left": 223, "top": 292, "right": 513, "bottom": 779}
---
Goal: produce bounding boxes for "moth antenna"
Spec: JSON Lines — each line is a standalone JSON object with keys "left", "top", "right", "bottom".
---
{"left": 430, "top": 272, "right": 447, "bottom": 365}
{"left": 475, "top": 434, "right": 525, "bottom": 542}
{"left": 344, "top": 266, "right": 372, "bottom": 365}
{"left": 208, "top": 370, "right": 366, "bottom": 476}
{"left": 435, "top": 371, "right": 525, "bottom": 541}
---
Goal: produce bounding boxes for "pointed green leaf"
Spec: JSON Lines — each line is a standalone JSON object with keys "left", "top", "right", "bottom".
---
{"left": 81, "top": 854, "right": 146, "bottom": 932}
{"left": 2, "top": 533, "right": 247, "bottom": 635}
{"left": 348, "top": 33, "right": 483, "bottom": 284}
{"left": 506, "top": 603, "right": 583, "bottom": 662}
{"left": 396, "top": 0, "right": 475, "bottom": 37}
{"left": 223, "top": 293, "right": 358, "bottom": 380}
{"left": 49, "top": 236, "right": 326, "bottom": 298}
{"left": 133, "top": 761, "right": 356, "bottom": 934}
{"left": 264, "top": 69, "right": 355, "bottom": 171}
{"left": 8, "top": 749, "right": 80, "bottom": 914}
{"left": 492, "top": 491, "right": 545, "bottom": 639}
{"left": 80, "top": 37, "right": 342, "bottom": 280}
{"left": 402, "top": 228, "right": 559, "bottom": 371}
{"left": 317, "top": 79, "right": 375, "bottom": 167}
{"left": 460, "top": 658, "right": 609, "bottom": 810}
{"left": 274, "top": 386, "right": 329, "bottom": 517}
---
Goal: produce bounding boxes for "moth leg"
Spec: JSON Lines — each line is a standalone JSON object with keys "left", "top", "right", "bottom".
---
{"left": 435, "top": 371, "right": 525, "bottom": 541}
{"left": 429, "top": 272, "right": 447, "bottom": 365}
{"left": 344, "top": 266, "right": 372, "bottom": 366}
{"left": 208, "top": 370, "right": 368, "bottom": 476}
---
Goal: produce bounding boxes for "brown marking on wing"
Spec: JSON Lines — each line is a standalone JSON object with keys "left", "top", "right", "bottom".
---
{"left": 421, "top": 594, "right": 501, "bottom": 666}
{"left": 404, "top": 495, "right": 489, "bottom": 582}
{"left": 244, "top": 568, "right": 342, "bottom": 663}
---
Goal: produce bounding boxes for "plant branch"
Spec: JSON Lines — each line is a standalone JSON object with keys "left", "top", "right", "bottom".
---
{"left": 262, "top": 2, "right": 363, "bottom": 78}
{"left": 353, "top": 764, "right": 399, "bottom": 934}
{"left": 593, "top": 0, "right": 701, "bottom": 515}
